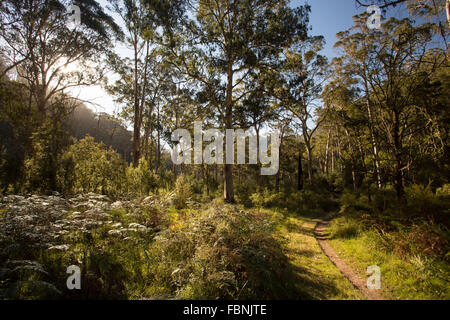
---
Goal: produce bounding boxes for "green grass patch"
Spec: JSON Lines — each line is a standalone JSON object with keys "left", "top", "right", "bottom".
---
{"left": 272, "top": 209, "right": 365, "bottom": 300}
{"left": 328, "top": 215, "right": 450, "bottom": 300}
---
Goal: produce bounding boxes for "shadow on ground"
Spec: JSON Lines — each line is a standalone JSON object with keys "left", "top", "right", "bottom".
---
{"left": 276, "top": 210, "right": 363, "bottom": 300}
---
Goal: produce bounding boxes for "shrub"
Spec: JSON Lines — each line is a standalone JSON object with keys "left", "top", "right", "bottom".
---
{"left": 329, "top": 217, "right": 360, "bottom": 239}
{"left": 405, "top": 184, "right": 449, "bottom": 220}
{"left": 143, "top": 205, "right": 297, "bottom": 299}
{"left": 278, "top": 189, "right": 338, "bottom": 213}
{"left": 58, "top": 136, "right": 127, "bottom": 197}
{"left": 340, "top": 190, "right": 372, "bottom": 214}
{"left": 436, "top": 184, "right": 450, "bottom": 197}
{"left": 125, "top": 158, "right": 159, "bottom": 197}
{"left": 336, "top": 185, "right": 450, "bottom": 260}
{"left": 250, "top": 189, "right": 283, "bottom": 209}
{"left": 173, "top": 174, "right": 194, "bottom": 209}
{"left": 235, "top": 181, "right": 257, "bottom": 208}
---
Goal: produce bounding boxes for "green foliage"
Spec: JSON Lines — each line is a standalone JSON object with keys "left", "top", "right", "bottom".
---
{"left": 24, "top": 121, "right": 71, "bottom": 192}
{"left": 173, "top": 174, "right": 194, "bottom": 209}
{"left": 142, "top": 205, "right": 296, "bottom": 299}
{"left": 337, "top": 186, "right": 450, "bottom": 260}
{"left": 328, "top": 215, "right": 450, "bottom": 299}
{"left": 235, "top": 181, "right": 256, "bottom": 208}
{"left": 0, "top": 260, "right": 61, "bottom": 300}
{"left": 436, "top": 184, "right": 450, "bottom": 197}
{"left": 246, "top": 186, "right": 338, "bottom": 214}
{"left": 340, "top": 191, "right": 373, "bottom": 214}
{"left": 58, "top": 136, "right": 127, "bottom": 197}
{"left": 329, "top": 217, "right": 361, "bottom": 240}
{"left": 125, "top": 158, "right": 159, "bottom": 197}
{"left": 0, "top": 81, "right": 31, "bottom": 191}
{"left": 405, "top": 184, "right": 449, "bottom": 219}
{"left": 0, "top": 193, "right": 302, "bottom": 300}
{"left": 250, "top": 189, "right": 281, "bottom": 209}
{"left": 340, "top": 184, "right": 449, "bottom": 222}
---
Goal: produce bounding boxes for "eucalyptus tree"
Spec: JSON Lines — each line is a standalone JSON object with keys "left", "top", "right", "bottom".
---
{"left": 163, "top": 0, "right": 309, "bottom": 202}
{"left": 356, "top": 0, "right": 449, "bottom": 51}
{"left": 334, "top": 22, "right": 384, "bottom": 189}
{"left": 272, "top": 35, "right": 329, "bottom": 184}
{"left": 234, "top": 82, "right": 276, "bottom": 182}
{"left": 336, "top": 16, "right": 435, "bottom": 199}
{"left": 107, "top": 0, "right": 156, "bottom": 167}
{"left": 0, "top": 0, "right": 122, "bottom": 124}
{"left": 106, "top": 0, "right": 187, "bottom": 167}
{"left": 268, "top": 114, "right": 292, "bottom": 192}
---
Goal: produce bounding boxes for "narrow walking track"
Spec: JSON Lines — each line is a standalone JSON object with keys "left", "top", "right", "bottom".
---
{"left": 314, "top": 218, "right": 385, "bottom": 300}
{"left": 281, "top": 215, "right": 364, "bottom": 300}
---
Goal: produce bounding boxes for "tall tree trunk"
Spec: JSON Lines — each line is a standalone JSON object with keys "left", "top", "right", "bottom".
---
{"left": 205, "top": 165, "right": 210, "bottom": 196}
{"left": 305, "top": 142, "right": 313, "bottom": 184}
{"left": 143, "top": 125, "right": 149, "bottom": 160}
{"left": 344, "top": 128, "right": 358, "bottom": 192}
{"left": 156, "top": 104, "right": 161, "bottom": 169}
{"left": 302, "top": 121, "right": 313, "bottom": 184}
{"left": 357, "top": 135, "right": 372, "bottom": 201}
{"left": 447, "top": 0, "right": 450, "bottom": 25}
{"left": 36, "top": 83, "right": 48, "bottom": 125}
{"left": 275, "top": 133, "right": 283, "bottom": 192}
{"left": 393, "top": 110, "right": 404, "bottom": 200}
{"left": 364, "top": 81, "right": 382, "bottom": 189}
{"left": 297, "top": 150, "right": 303, "bottom": 191}
{"left": 331, "top": 149, "right": 335, "bottom": 173}
{"left": 352, "top": 168, "right": 357, "bottom": 192}
{"left": 223, "top": 62, "right": 234, "bottom": 202}
{"left": 337, "top": 144, "right": 345, "bottom": 190}
{"left": 132, "top": 39, "right": 141, "bottom": 167}
{"left": 325, "top": 129, "right": 331, "bottom": 176}
{"left": 255, "top": 125, "right": 262, "bottom": 186}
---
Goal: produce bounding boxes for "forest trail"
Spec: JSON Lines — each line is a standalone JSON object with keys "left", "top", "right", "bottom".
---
{"left": 314, "top": 218, "right": 385, "bottom": 300}
{"left": 280, "top": 214, "right": 365, "bottom": 300}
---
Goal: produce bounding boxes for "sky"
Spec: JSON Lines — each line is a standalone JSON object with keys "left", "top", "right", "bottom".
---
{"left": 303, "top": 0, "right": 363, "bottom": 59}
{"left": 73, "top": 0, "right": 409, "bottom": 116}
{"left": 305, "top": 0, "right": 411, "bottom": 58}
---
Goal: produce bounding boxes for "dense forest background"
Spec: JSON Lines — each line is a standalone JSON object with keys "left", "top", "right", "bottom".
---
{"left": 0, "top": 0, "right": 448, "bottom": 300}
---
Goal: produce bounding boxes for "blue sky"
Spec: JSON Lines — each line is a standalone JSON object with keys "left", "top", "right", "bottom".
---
{"left": 300, "top": 0, "right": 409, "bottom": 59}
{"left": 302, "top": 0, "right": 363, "bottom": 59}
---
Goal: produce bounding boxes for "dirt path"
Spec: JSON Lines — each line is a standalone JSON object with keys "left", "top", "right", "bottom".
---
{"left": 314, "top": 218, "right": 385, "bottom": 300}
{"left": 281, "top": 215, "right": 364, "bottom": 299}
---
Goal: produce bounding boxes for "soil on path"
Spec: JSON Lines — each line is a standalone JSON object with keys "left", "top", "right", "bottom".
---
{"left": 314, "top": 218, "right": 385, "bottom": 300}
{"left": 282, "top": 215, "right": 364, "bottom": 300}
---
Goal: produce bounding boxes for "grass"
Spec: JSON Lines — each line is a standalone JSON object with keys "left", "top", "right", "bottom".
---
{"left": 327, "top": 215, "right": 450, "bottom": 300}
{"left": 5, "top": 189, "right": 445, "bottom": 300}
{"left": 270, "top": 209, "right": 365, "bottom": 300}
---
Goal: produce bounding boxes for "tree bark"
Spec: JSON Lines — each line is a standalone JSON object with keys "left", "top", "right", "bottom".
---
{"left": 447, "top": 0, "right": 450, "bottom": 26}
{"left": 275, "top": 133, "right": 283, "bottom": 192}
{"left": 255, "top": 125, "right": 262, "bottom": 186}
{"left": 156, "top": 104, "right": 161, "bottom": 169}
{"left": 132, "top": 37, "right": 141, "bottom": 167}
{"left": 325, "top": 129, "right": 331, "bottom": 176}
{"left": 298, "top": 151, "right": 303, "bottom": 191}
{"left": 364, "top": 80, "right": 382, "bottom": 189}
{"left": 223, "top": 61, "right": 234, "bottom": 202}
{"left": 302, "top": 121, "right": 313, "bottom": 184}
{"left": 393, "top": 110, "right": 404, "bottom": 200}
